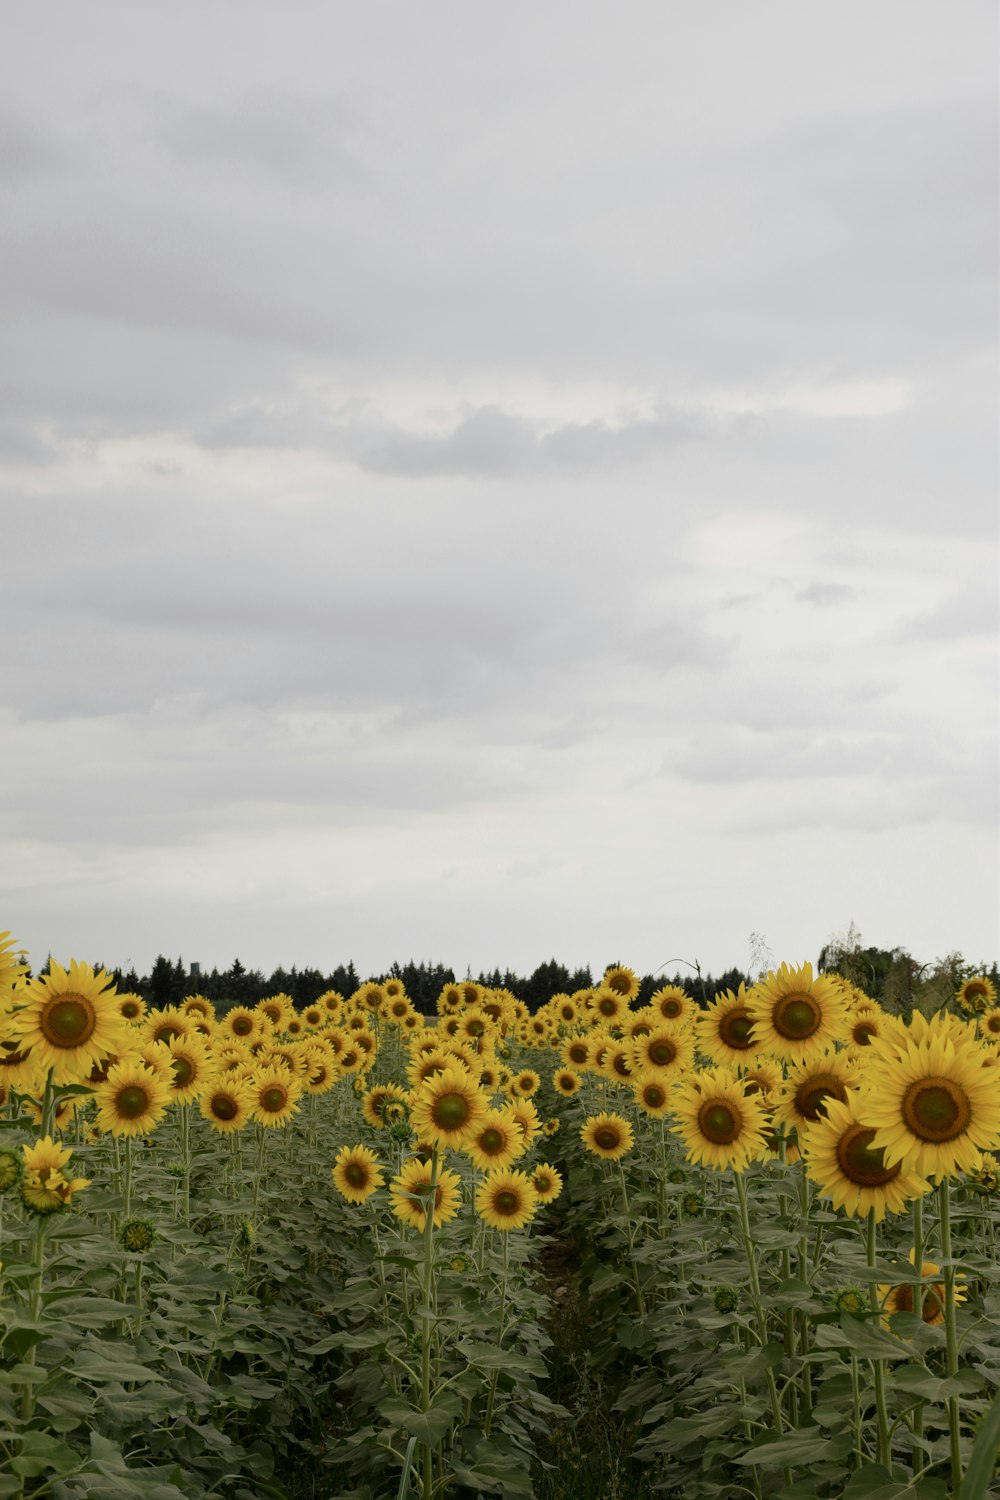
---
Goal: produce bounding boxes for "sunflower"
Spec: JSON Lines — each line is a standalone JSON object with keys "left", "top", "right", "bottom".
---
{"left": 464, "top": 1109, "right": 526, "bottom": 1172}
{"left": 671, "top": 1068, "right": 769, "bottom": 1173}
{"left": 410, "top": 1068, "right": 489, "bottom": 1147}
{"left": 257, "top": 994, "right": 294, "bottom": 1031}
{"left": 631, "top": 1025, "right": 694, "bottom": 1080}
{"left": 200, "top": 1076, "right": 253, "bottom": 1133}
{"left": 531, "top": 1162, "right": 564, "bottom": 1203}
{"left": 406, "top": 1048, "right": 454, "bottom": 1089}
{"left": 437, "top": 983, "right": 463, "bottom": 1015}
{"left": 772, "top": 1053, "right": 860, "bottom": 1132}
{"left": 0, "top": 933, "right": 29, "bottom": 998}
{"left": 506, "top": 1099, "right": 541, "bottom": 1150}
{"left": 552, "top": 996, "right": 579, "bottom": 1027}
{"left": 603, "top": 965, "right": 640, "bottom": 1001}
{"left": 746, "top": 963, "right": 850, "bottom": 1065}
{"left": 15, "top": 960, "right": 127, "bottom": 1085}
{"left": 165, "top": 1034, "right": 211, "bottom": 1105}
{"left": 696, "top": 986, "right": 761, "bottom": 1068}
{"left": 94, "top": 1062, "right": 172, "bottom": 1137}
{"left": 317, "top": 989, "right": 344, "bottom": 1017}
{"left": 23, "top": 1094, "right": 78, "bottom": 1132}
{"left": 980, "top": 1007, "right": 1000, "bottom": 1045}
{"left": 0, "top": 1025, "right": 41, "bottom": 1091}
{"left": 300, "top": 1041, "right": 339, "bottom": 1095}
{"left": 631, "top": 1069, "right": 673, "bottom": 1118}
{"left": 741, "top": 1061, "right": 783, "bottom": 1100}
{"left": 144, "top": 1006, "right": 190, "bottom": 1047}
{"left": 581, "top": 1111, "right": 634, "bottom": 1161}
{"left": 600, "top": 1043, "right": 636, "bottom": 1086}
{"left": 553, "top": 1067, "right": 582, "bottom": 1096}
{"left": 20, "top": 1136, "right": 90, "bottom": 1214}
{"left": 861, "top": 1022, "right": 1000, "bottom": 1180}
{"left": 878, "top": 1249, "right": 966, "bottom": 1327}
{"left": 248, "top": 1065, "right": 303, "bottom": 1127}
{"left": 800, "top": 1093, "right": 932, "bottom": 1222}
{"left": 476, "top": 1168, "right": 539, "bottom": 1231}
{"left": 332, "top": 1144, "right": 385, "bottom": 1204}
{"left": 844, "top": 1007, "right": 901, "bottom": 1058}
{"left": 390, "top": 1156, "right": 462, "bottom": 1231}
{"left": 353, "top": 982, "right": 386, "bottom": 1013}
{"left": 117, "top": 993, "right": 147, "bottom": 1024}
{"left": 650, "top": 985, "right": 695, "bottom": 1027}
{"left": 956, "top": 975, "right": 997, "bottom": 1015}
{"left": 589, "top": 987, "right": 627, "bottom": 1026}
{"left": 362, "top": 1082, "right": 411, "bottom": 1129}
{"left": 562, "top": 1035, "right": 594, "bottom": 1071}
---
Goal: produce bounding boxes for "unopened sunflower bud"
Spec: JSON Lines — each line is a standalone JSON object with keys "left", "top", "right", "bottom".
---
{"left": 120, "top": 1218, "right": 156, "bottom": 1253}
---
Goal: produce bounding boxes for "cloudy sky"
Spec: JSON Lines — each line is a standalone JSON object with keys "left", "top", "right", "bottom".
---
{"left": 2, "top": 2, "right": 998, "bottom": 985}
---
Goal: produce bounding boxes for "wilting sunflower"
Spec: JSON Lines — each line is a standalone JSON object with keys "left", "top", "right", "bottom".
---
{"left": 390, "top": 1156, "right": 462, "bottom": 1231}
{"left": 200, "top": 1075, "right": 253, "bottom": 1133}
{"left": 581, "top": 1111, "right": 635, "bottom": 1161}
{"left": 631, "top": 1069, "right": 673, "bottom": 1118}
{"left": 603, "top": 965, "right": 640, "bottom": 1001}
{"left": 20, "top": 1136, "right": 90, "bottom": 1214}
{"left": 671, "top": 1068, "right": 769, "bottom": 1173}
{"left": 248, "top": 1065, "right": 303, "bottom": 1127}
{"left": 476, "top": 1168, "right": 539, "bottom": 1231}
{"left": 650, "top": 985, "right": 695, "bottom": 1027}
{"left": 332, "top": 1144, "right": 385, "bottom": 1205}
{"left": 772, "top": 1053, "right": 860, "bottom": 1132}
{"left": 878, "top": 1250, "right": 966, "bottom": 1326}
{"left": 553, "top": 1067, "right": 583, "bottom": 1096}
{"left": 465, "top": 1109, "right": 525, "bottom": 1172}
{"left": 746, "top": 963, "right": 850, "bottom": 1065}
{"left": 94, "top": 1062, "right": 172, "bottom": 1137}
{"left": 800, "top": 1093, "right": 932, "bottom": 1222}
{"left": 696, "top": 986, "right": 760, "bottom": 1068}
{"left": 861, "top": 1022, "right": 1000, "bottom": 1180}
{"left": 410, "top": 1067, "right": 489, "bottom": 1147}
{"left": 15, "top": 960, "right": 126, "bottom": 1085}
{"left": 531, "top": 1162, "right": 564, "bottom": 1203}
{"left": 956, "top": 975, "right": 997, "bottom": 1015}
{"left": 631, "top": 1025, "right": 694, "bottom": 1080}
{"left": 362, "top": 1082, "right": 410, "bottom": 1129}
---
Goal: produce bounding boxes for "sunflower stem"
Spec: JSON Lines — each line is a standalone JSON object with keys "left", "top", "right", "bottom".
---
{"left": 419, "top": 1148, "right": 440, "bottom": 1500}
{"left": 938, "top": 1179, "right": 963, "bottom": 1492}
{"left": 910, "top": 1195, "right": 925, "bottom": 1475}
{"left": 733, "top": 1170, "right": 786, "bottom": 1448}
{"left": 865, "top": 1207, "right": 891, "bottom": 1468}
{"left": 482, "top": 1230, "right": 510, "bottom": 1438}
{"left": 615, "top": 1158, "right": 646, "bottom": 1319}
{"left": 20, "top": 1214, "right": 48, "bottom": 1422}
{"left": 40, "top": 1068, "right": 55, "bottom": 1138}
{"left": 123, "top": 1134, "right": 133, "bottom": 1222}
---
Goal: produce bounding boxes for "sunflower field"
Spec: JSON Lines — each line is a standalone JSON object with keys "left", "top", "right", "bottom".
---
{"left": 0, "top": 932, "right": 998, "bottom": 1500}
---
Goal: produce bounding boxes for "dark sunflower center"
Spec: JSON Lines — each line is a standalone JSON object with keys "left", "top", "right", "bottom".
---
{"left": 466, "top": 1019, "right": 485, "bottom": 1036}
{"left": 719, "top": 1009, "right": 755, "bottom": 1050}
{"left": 261, "top": 1087, "right": 287, "bottom": 1112}
{"left": 643, "top": 1085, "right": 667, "bottom": 1108}
{"left": 608, "top": 976, "right": 630, "bottom": 995}
{"left": 594, "top": 1126, "right": 621, "bottom": 1151}
{"left": 598, "top": 997, "right": 618, "bottom": 1016}
{"left": 568, "top": 1043, "right": 589, "bottom": 1064}
{"left": 171, "top": 1056, "right": 194, "bottom": 1087}
{"left": 986, "top": 1016, "right": 1000, "bottom": 1034}
{"left": 480, "top": 1128, "right": 504, "bottom": 1154}
{"left": 212, "top": 1094, "right": 239, "bottom": 1121}
{"left": 345, "top": 1162, "right": 368, "bottom": 1187}
{"left": 42, "top": 995, "right": 97, "bottom": 1048}
{"left": 795, "top": 1073, "right": 848, "bottom": 1122}
{"left": 698, "top": 1101, "right": 740, "bottom": 1145}
{"left": 836, "top": 1124, "right": 900, "bottom": 1186}
{"left": 649, "top": 1038, "right": 678, "bottom": 1067}
{"left": 0, "top": 1045, "right": 29, "bottom": 1069}
{"left": 902, "top": 1077, "right": 971, "bottom": 1142}
{"left": 117, "top": 1086, "right": 151, "bottom": 1119}
{"left": 611, "top": 1054, "right": 631, "bottom": 1078}
{"left": 121, "top": 1001, "right": 142, "bottom": 1020}
{"left": 662, "top": 999, "right": 683, "bottom": 1019}
{"left": 433, "top": 1093, "right": 471, "bottom": 1130}
{"left": 153, "top": 1025, "right": 180, "bottom": 1045}
{"left": 535, "top": 1175, "right": 552, "bottom": 1193}
{"left": 773, "top": 993, "right": 822, "bottom": 1040}
{"left": 495, "top": 1190, "right": 520, "bottom": 1215}
{"left": 853, "top": 1022, "right": 875, "bottom": 1044}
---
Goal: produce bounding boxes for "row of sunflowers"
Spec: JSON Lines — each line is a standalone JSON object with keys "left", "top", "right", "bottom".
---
{"left": 0, "top": 931, "right": 998, "bottom": 1499}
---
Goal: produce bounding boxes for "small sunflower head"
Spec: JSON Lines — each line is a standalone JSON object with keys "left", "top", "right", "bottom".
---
{"left": 0, "top": 1149, "right": 24, "bottom": 1194}
{"left": 833, "top": 1286, "right": 866, "bottom": 1317}
{"left": 235, "top": 1216, "right": 257, "bottom": 1250}
{"left": 712, "top": 1285, "right": 739, "bottom": 1314}
{"left": 681, "top": 1190, "right": 705, "bottom": 1218}
{"left": 120, "top": 1218, "right": 156, "bottom": 1254}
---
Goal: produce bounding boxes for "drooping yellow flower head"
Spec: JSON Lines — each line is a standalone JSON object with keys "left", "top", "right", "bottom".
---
{"left": 20, "top": 1136, "right": 90, "bottom": 1214}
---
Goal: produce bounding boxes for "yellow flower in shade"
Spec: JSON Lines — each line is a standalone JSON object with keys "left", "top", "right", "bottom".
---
{"left": 800, "top": 1094, "right": 932, "bottom": 1222}
{"left": 630, "top": 1025, "right": 695, "bottom": 1080}
{"left": 406, "top": 1048, "right": 454, "bottom": 1089}
{"left": 199, "top": 1075, "right": 253, "bottom": 1133}
{"left": 561, "top": 1035, "right": 593, "bottom": 1071}
{"left": 745, "top": 963, "right": 850, "bottom": 1065}
{"left": 410, "top": 1067, "right": 489, "bottom": 1148}
{"left": 581, "top": 1112, "right": 635, "bottom": 1161}
{"left": 956, "top": 975, "right": 997, "bottom": 1015}
{"left": 332, "top": 1144, "right": 385, "bottom": 1205}
{"left": 506, "top": 1099, "right": 541, "bottom": 1151}
{"left": 15, "top": 960, "right": 127, "bottom": 1084}
{"left": 20, "top": 1136, "right": 90, "bottom": 1214}
{"left": 165, "top": 1034, "right": 211, "bottom": 1105}
{"left": 553, "top": 1067, "right": 583, "bottom": 1096}
{"left": 511, "top": 1069, "right": 541, "bottom": 1098}
{"left": 476, "top": 1168, "right": 539, "bottom": 1231}
{"left": 631, "top": 1069, "right": 673, "bottom": 1118}
{"left": 144, "top": 1006, "right": 190, "bottom": 1047}
{"left": 650, "top": 986, "right": 695, "bottom": 1027}
{"left": 94, "top": 1062, "right": 172, "bottom": 1137}
{"left": 23, "top": 1095, "right": 78, "bottom": 1132}
{"left": 248, "top": 1064, "right": 303, "bottom": 1127}
{"left": 531, "top": 1162, "right": 564, "bottom": 1203}
{"left": 861, "top": 1022, "right": 1000, "bottom": 1181}
{"left": 741, "top": 1061, "right": 783, "bottom": 1101}
{"left": 390, "top": 1156, "right": 462, "bottom": 1231}
{"left": 696, "top": 986, "right": 760, "bottom": 1068}
{"left": 588, "top": 987, "right": 627, "bottom": 1026}
{"left": 362, "top": 1082, "right": 410, "bottom": 1129}
{"left": 772, "top": 1053, "right": 860, "bottom": 1132}
{"left": 464, "top": 1109, "right": 525, "bottom": 1172}
{"left": 117, "top": 993, "right": 147, "bottom": 1024}
{"left": 671, "top": 1069, "right": 769, "bottom": 1173}
{"left": 878, "top": 1251, "right": 967, "bottom": 1327}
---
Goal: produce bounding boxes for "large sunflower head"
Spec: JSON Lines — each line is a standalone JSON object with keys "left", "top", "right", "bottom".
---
{"left": 800, "top": 1093, "right": 932, "bottom": 1222}
{"left": 671, "top": 1068, "right": 770, "bottom": 1173}
{"left": 199, "top": 1075, "right": 253, "bottom": 1133}
{"left": 745, "top": 963, "right": 850, "bottom": 1065}
{"left": 650, "top": 985, "right": 695, "bottom": 1027}
{"left": 695, "top": 985, "right": 760, "bottom": 1067}
{"left": 475, "top": 1168, "right": 539, "bottom": 1231}
{"left": 332, "top": 1144, "right": 385, "bottom": 1204}
{"left": 631, "top": 1024, "right": 694, "bottom": 1080}
{"left": 249, "top": 1064, "right": 303, "bottom": 1127}
{"left": 464, "top": 1108, "right": 526, "bottom": 1172}
{"left": 410, "top": 1067, "right": 489, "bottom": 1147}
{"left": 15, "top": 960, "right": 126, "bottom": 1085}
{"left": 581, "top": 1111, "right": 634, "bottom": 1162}
{"left": 772, "top": 1052, "right": 860, "bottom": 1132}
{"left": 94, "top": 1062, "right": 172, "bottom": 1137}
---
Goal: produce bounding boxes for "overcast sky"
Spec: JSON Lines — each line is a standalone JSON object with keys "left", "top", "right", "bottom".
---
{"left": 2, "top": 2, "right": 998, "bottom": 986}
